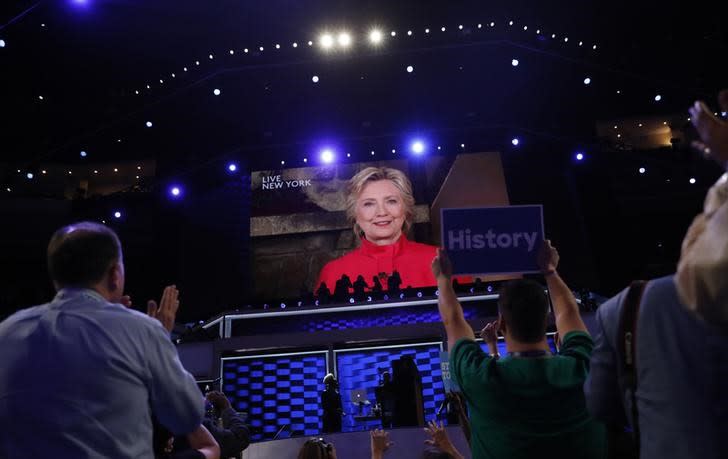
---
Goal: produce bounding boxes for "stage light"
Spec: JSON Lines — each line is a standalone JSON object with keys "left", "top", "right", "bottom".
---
{"left": 478, "top": 24, "right": 482, "bottom": 28}
{"left": 293, "top": 42, "right": 298, "bottom": 48}
{"left": 113, "top": 211, "right": 122, "bottom": 219}
{"left": 523, "top": 26, "right": 528, "bottom": 30}
{"left": 583, "top": 77, "right": 591, "bottom": 85}
{"left": 390, "top": 31, "right": 396, "bottom": 37}
{"left": 319, "top": 33, "right": 334, "bottom": 49}
{"left": 146, "top": 121, "right": 153, "bottom": 128}
{"left": 314, "top": 300, "right": 319, "bottom": 306}
{"left": 0, "top": 40, "right": 5, "bottom": 48}
{"left": 280, "top": 303, "right": 286, "bottom": 309}
{"left": 459, "top": 25, "right": 463, "bottom": 30}
{"left": 195, "top": 61, "right": 199, "bottom": 65}
{"left": 399, "top": 293, "right": 405, "bottom": 299}
{"left": 552, "top": 34, "right": 556, "bottom": 38}
{"left": 411, "top": 140, "right": 426, "bottom": 155}
{"left": 94, "top": 170, "right": 98, "bottom": 174}
{"left": 227, "top": 163, "right": 237, "bottom": 172}
{"left": 383, "top": 294, "right": 389, "bottom": 300}
{"left": 243, "top": 49, "right": 248, "bottom": 53}
{"left": 280, "top": 160, "right": 286, "bottom": 165}
{"left": 171, "top": 73, "right": 175, "bottom": 78}
{"left": 137, "top": 165, "right": 141, "bottom": 170}
{"left": 297, "top": 301, "right": 302, "bottom": 307}
{"left": 512, "top": 138, "right": 520, "bottom": 146}
{"left": 654, "top": 94, "right": 662, "bottom": 102}
{"left": 369, "top": 29, "right": 383, "bottom": 44}
{"left": 307, "top": 41, "right": 313, "bottom": 46}
{"left": 564, "top": 37, "right": 569, "bottom": 42}
{"left": 639, "top": 167, "right": 646, "bottom": 174}
{"left": 213, "top": 88, "right": 221, "bottom": 96}
{"left": 67, "top": 170, "right": 72, "bottom": 175}
{"left": 437, "top": 146, "right": 441, "bottom": 150}
{"left": 42, "top": 170, "right": 46, "bottom": 174}
{"left": 26, "top": 172, "right": 33, "bottom": 180}
{"left": 366, "top": 296, "right": 372, "bottom": 302}
{"left": 425, "top": 28, "right": 430, "bottom": 33}
{"left": 440, "top": 26, "right": 446, "bottom": 32}
{"left": 407, "top": 30, "right": 412, "bottom": 36}
{"left": 159, "top": 79, "right": 163, "bottom": 84}
{"left": 416, "top": 291, "right": 423, "bottom": 298}
{"left": 346, "top": 153, "right": 351, "bottom": 158}
{"left": 490, "top": 22, "right": 495, "bottom": 27}
{"left": 114, "top": 168, "right": 118, "bottom": 172}
{"left": 689, "top": 177, "right": 696, "bottom": 184}
{"left": 312, "top": 75, "right": 319, "bottom": 83}
{"left": 320, "top": 148, "right": 335, "bottom": 164}
{"left": 575, "top": 153, "right": 584, "bottom": 161}
{"left": 80, "top": 150, "right": 87, "bottom": 157}
{"left": 487, "top": 285, "right": 493, "bottom": 292}
{"left": 337, "top": 32, "right": 352, "bottom": 47}
{"left": 229, "top": 49, "right": 234, "bottom": 55}
{"left": 183, "top": 67, "right": 188, "bottom": 71}
{"left": 509, "top": 20, "right": 514, "bottom": 25}
{"left": 406, "top": 65, "right": 413, "bottom": 73}
{"left": 259, "top": 46, "right": 264, "bottom": 51}
{"left": 460, "top": 143, "right": 465, "bottom": 148}
{"left": 303, "top": 158, "right": 308, "bottom": 163}
{"left": 169, "top": 185, "right": 183, "bottom": 198}
{"left": 349, "top": 298, "right": 355, "bottom": 304}
{"left": 511, "top": 59, "right": 519, "bottom": 66}
{"left": 593, "top": 44, "right": 597, "bottom": 50}
{"left": 38, "top": 96, "right": 44, "bottom": 100}
{"left": 275, "top": 44, "right": 280, "bottom": 49}
{"left": 134, "top": 90, "right": 139, "bottom": 94}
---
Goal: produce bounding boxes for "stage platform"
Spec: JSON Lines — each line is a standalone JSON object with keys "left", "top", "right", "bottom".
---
{"left": 240, "top": 425, "right": 470, "bottom": 459}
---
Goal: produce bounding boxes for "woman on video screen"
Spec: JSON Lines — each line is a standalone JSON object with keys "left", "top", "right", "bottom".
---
{"left": 316, "top": 166, "right": 438, "bottom": 292}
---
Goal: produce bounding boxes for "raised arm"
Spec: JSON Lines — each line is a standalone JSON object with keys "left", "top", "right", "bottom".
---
{"left": 432, "top": 249, "right": 476, "bottom": 350}
{"left": 537, "top": 240, "right": 588, "bottom": 336}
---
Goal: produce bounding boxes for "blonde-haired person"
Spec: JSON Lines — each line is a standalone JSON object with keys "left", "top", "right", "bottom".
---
{"left": 316, "top": 166, "right": 439, "bottom": 292}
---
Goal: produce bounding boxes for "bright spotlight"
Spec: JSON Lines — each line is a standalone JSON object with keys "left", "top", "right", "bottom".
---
{"left": 337, "top": 32, "right": 352, "bottom": 47}
{"left": 406, "top": 65, "right": 414, "bottom": 73}
{"left": 169, "top": 185, "right": 183, "bottom": 198}
{"left": 320, "top": 148, "right": 335, "bottom": 164}
{"left": 80, "top": 150, "right": 87, "bottom": 157}
{"left": 689, "top": 177, "right": 696, "bottom": 184}
{"left": 26, "top": 172, "right": 33, "bottom": 179}
{"left": 584, "top": 77, "right": 591, "bottom": 85}
{"left": 319, "top": 33, "right": 334, "bottom": 49}
{"left": 511, "top": 59, "right": 519, "bottom": 66}
{"left": 639, "top": 167, "right": 646, "bottom": 174}
{"left": 312, "top": 75, "right": 320, "bottom": 83}
{"left": 113, "top": 211, "right": 122, "bottom": 219}
{"left": 575, "top": 153, "right": 584, "bottom": 161}
{"left": 0, "top": 39, "right": 5, "bottom": 48}
{"left": 369, "top": 29, "right": 383, "bottom": 44}
{"left": 654, "top": 94, "right": 662, "bottom": 102}
{"left": 411, "top": 140, "right": 426, "bottom": 155}
{"left": 213, "top": 88, "right": 221, "bottom": 96}
{"left": 511, "top": 138, "right": 520, "bottom": 146}
{"left": 227, "top": 163, "right": 238, "bottom": 172}
{"left": 145, "top": 121, "right": 153, "bottom": 128}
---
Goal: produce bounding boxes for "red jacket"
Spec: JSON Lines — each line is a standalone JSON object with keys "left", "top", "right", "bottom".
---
{"left": 316, "top": 235, "right": 438, "bottom": 292}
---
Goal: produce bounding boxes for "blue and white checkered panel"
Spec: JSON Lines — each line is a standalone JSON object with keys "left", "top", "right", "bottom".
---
{"left": 335, "top": 344, "right": 445, "bottom": 432}
{"left": 222, "top": 353, "right": 328, "bottom": 441}
{"left": 301, "top": 306, "right": 478, "bottom": 332}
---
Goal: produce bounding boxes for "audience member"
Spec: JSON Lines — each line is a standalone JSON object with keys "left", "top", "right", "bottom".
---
{"left": 203, "top": 391, "right": 250, "bottom": 458}
{"left": 353, "top": 274, "right": 369, "bottom": 300}
{"left": 298, "top": 437, "right": 337, "bottom": 459}
{"left": 676, "top": 89, "right": 728, "bottom": 327}
{"left": 585, "top": 280, "right": 728, "bottom": 458}
{"left": 0, "top": 222, "right": 206, "bottom": 458}
{"left": 435, "top": 241, "right": 606, "bottom": 458}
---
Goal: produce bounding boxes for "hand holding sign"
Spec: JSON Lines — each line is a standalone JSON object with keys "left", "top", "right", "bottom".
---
{"left": 537, "top": 239, "right": 560, "bottom": 274}
{"left": 431, "top": 248, "right": 453, "bottom": 281}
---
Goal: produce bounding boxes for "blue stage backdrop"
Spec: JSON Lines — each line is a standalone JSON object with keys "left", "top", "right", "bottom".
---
{"left": 221, "top": 351, "right": 329, "bottom": 441}
{"left": 334, "top": 342, "right": 445, "bottom": 432}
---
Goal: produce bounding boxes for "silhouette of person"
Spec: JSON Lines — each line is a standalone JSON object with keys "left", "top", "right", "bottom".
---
{"left": 352, "top": 275, "right": 368, "bottom": 301}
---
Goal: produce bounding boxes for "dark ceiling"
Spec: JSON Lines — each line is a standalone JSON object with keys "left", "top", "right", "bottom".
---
{"left": 1, "top": 0, "right": 725, "bottom": 174}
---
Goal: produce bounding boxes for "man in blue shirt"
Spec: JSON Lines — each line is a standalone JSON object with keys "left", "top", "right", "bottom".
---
{"left": 585, "top": 276, "right": 728, "bottom": 459}
{"left": 0, "top": 222, "right": 208, "bottom": 458}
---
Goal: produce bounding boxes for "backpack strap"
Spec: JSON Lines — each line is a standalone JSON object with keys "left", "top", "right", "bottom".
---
{"left": 618, "top": 280, "right": 647, "bottom": 450}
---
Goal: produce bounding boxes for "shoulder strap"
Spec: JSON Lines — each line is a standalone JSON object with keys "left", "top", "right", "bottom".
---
{"left": 618, "top": 280, "right": 647, "bottom": 449}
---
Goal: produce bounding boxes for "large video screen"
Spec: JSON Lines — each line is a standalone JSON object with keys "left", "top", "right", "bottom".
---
{"left": 250, "top": 153, "right": 511, "bottom": 301}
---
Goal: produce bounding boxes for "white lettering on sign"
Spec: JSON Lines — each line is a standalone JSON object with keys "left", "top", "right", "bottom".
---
{"left": 261, "top": 175, "right": 312, "bottom": 190}
{"left": 447, "top": 229, "right": 539, "bottom": 252}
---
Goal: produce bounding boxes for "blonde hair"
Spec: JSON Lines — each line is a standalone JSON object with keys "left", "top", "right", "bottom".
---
{"left": 346, "top": 166, "right": 415, "bottom": 237}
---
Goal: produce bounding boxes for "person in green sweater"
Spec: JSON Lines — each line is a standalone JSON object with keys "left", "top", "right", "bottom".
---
{"left": 435, "top": 240, "right": 606, "bottom": 459}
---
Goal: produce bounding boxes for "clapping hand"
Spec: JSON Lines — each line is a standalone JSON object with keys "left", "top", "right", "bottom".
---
{"left": 370, "top": 429, "right": 394, "bottom": 457}
{"left": 424, "top": 420, "right": 456, "bottom": 453}
{"left": 147, "top": 285, "right": 179, "bottom": 332}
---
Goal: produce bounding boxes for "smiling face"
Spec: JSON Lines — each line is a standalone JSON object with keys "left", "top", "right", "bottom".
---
{"left": 355, "top": 179, "right": 406, "bottom": 246}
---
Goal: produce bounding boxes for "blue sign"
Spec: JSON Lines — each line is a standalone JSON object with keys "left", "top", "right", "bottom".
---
{"left": 440, "top": 205, "right": 544, "bottom": 275}
{"left": 439, "top": 351, "right": 459, "bottom": 392}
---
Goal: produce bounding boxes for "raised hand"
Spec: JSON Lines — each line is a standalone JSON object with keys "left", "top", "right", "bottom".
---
{"left": 424, "top": 420, "right": 457, "bottom": 452}
{"left": 479, "top": 320, "right": 499, "bottom": 345}
{"left": 119, "top": 295, "right": 132, "bottom": 308}
{"left": 689, "top": 89, "right": 728, "bottom": 164}
{"left": 431, "top": 248, "right": 453, "bottom": 280}
{"left": 370, "top": 429, "right": 394, "bottom": 457}
{"left": 537, "top": 239, "right": 559, "bottom": 275}
{"left": 205, "top": 390, "right": 232, "bottom": 412}
{"left": 147, "top": 285, "right": 179, "bottom": 332}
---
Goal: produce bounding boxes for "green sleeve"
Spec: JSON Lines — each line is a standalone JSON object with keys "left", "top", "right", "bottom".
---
{"left": 559, "top": 330, "right": 595, "bottom": 363}
{"left": 450, "top": 338, "right": 493, "bottom": 395}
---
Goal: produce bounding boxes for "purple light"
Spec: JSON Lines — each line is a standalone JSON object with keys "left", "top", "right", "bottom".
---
{"left": 511, "top": 137, "right": 520, "bottom": 146}
{"left": 575, "top": 152, "right": 584, "bottom": 161}
{"left": 227, "top": 163, "right": 238, "bottom": 172}
{"left": 411, "top": 140, "right": 426, "bottom": 155}
{"left": 320, "top": 148, "right": 335, "bottom": 164}
{"left": 113, "top": 211, "right": 121, "bottom": 219}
